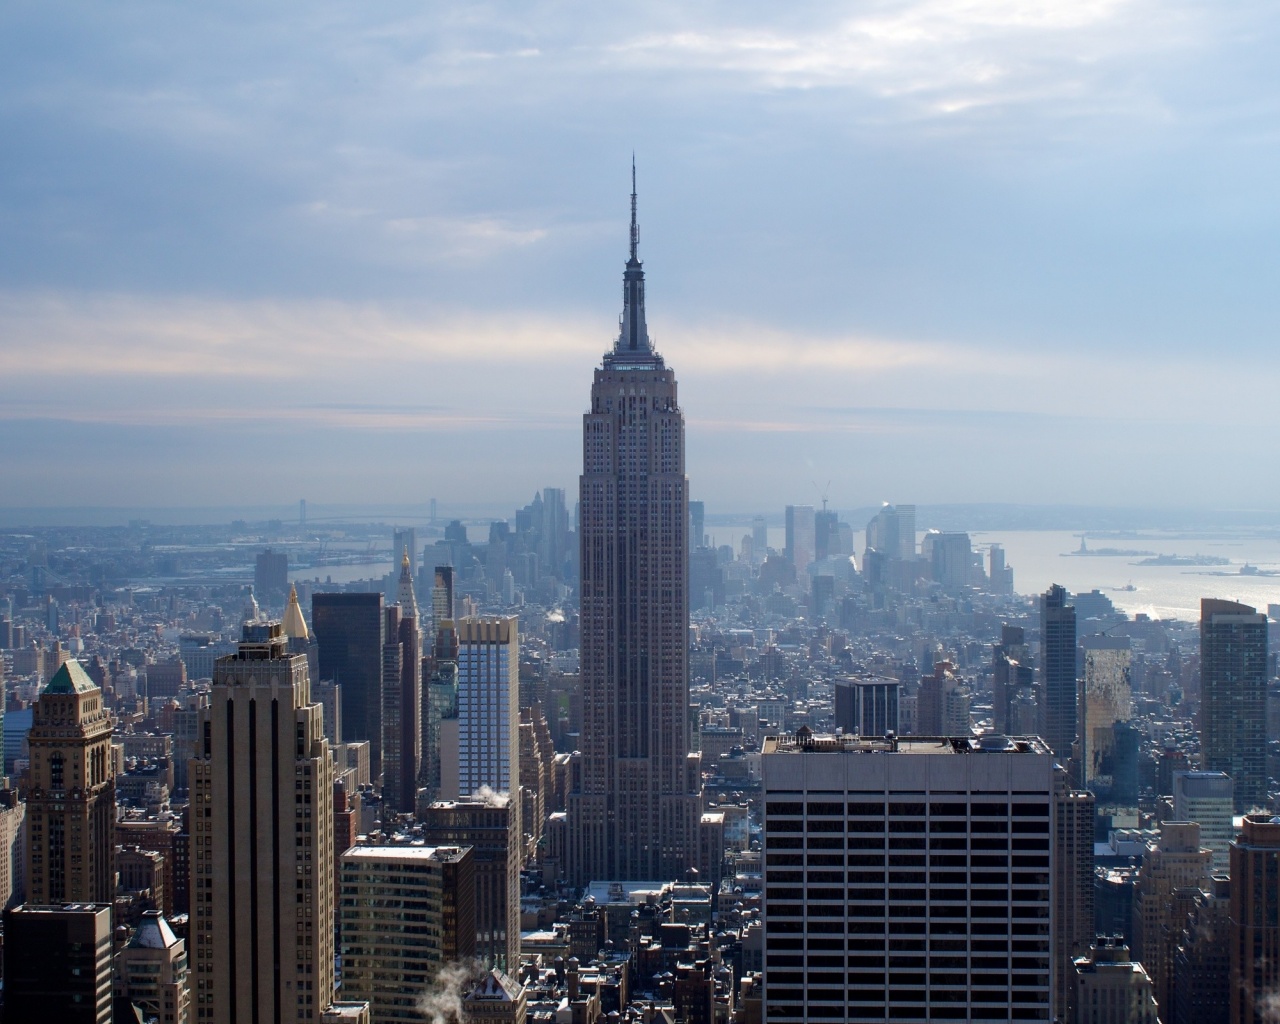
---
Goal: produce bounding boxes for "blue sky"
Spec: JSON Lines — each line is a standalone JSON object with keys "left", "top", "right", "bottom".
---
{"left": 3, "top": 1, "right": 1279, "bottom": 514}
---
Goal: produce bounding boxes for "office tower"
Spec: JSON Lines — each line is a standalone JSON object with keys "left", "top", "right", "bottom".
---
{"left": 1201, "top": 599, "right": 1268, "bottom": 812}
{"left": 1172, "top": 876, "right": 1231, "bottom": 1024}
{"left": 1071, "top": 938, "right": 1160, "bottom": 1024}
{"left": 1132, "top": 822, "right": 1212, "bottom": 1016}
{"left": 1040, "top": 584, "right": 1078, "bottom": 762}
{"left": 255, "top": 548, "right": 289, "bottom": 604}
{"left": 313, "top": 592, "right": 385, "bottom": 778}
{"left": 1054, "top": 785, "right": 1096, "bottom": 1024}
{"left": 27, "top": 659, "right": 115, "bottom": 902}
{"left": 865, "top": 504, "right": 901, "bottom": 559}
{"left": 784, "top": 504, "right": 816, "bottom": 582}
{"left": 813, "top": 508, "right": 838, "bottom": 562}
{"left": 751, "top": 516, "right": 768, "bottom": 562}
{"left": 382, "top": 554, "right": 422, "bottom": 815}
{"left": 456, "top": 616, "right": 519, "bottom": 805}
{"left": 3, "top": 903, "right": 113, "bottom": 1024}
{"left": 1230, "top": 814, "right": 1280, "bottom": 1024}
{"left": 922, "top": 531, "right": 972, "bottom": 591}
{"left": 115, "top": 909, "right": 192, "bottom": 1024}
{"left": 432, "top": 565, "right": 455, "bottom": 632}
{"left": 689, "top": 500, "right": 706, "bottom": 550}
{"left": 895, "top": 503, "right": 916, "bottom": 558}
{"left": 189, "top": 621, "right": 335, "bottom": 1024}
{"left": 339, "top": 844, "right": 476, "bottom": 1020}
{"left": 423, "top": 659, "right": 458, "bottom": 806}
{"left": 392, "top": 527, "right": 417, "bottom": 573}
{"left": 1174, "top": 771, "right": 1234, "bottom": 874}
{"left": 993, "top": 625, "right": 1034, "bottom": 735}
{"left": 915, "top": 661, "right": 971, "bottom": 736}
{"left": 567, "top": 170, "right": 701, "bottom": 885}
{"left": 539, "top": 486, "right": 570, "bottom": 578}
{"left": 989, "top": 543, "right": 1014, "bottom": 595}
{"left": 832, "top": 676, "right": 900, "bottom": 736}
{"left": 1079, "top": 635, "right": 1132, "bottom": 790}
{"left": 423, "top": 798, "right": 520, "bottom": 971}
{"left": 0, "top": 788, "right": 25, "bottom": 909}
{"left": 761, "top": 732, "right": 1070, "bottom": 1022}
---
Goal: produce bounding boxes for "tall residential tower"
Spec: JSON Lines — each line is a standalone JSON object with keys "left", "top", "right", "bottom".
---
{"left": 567, "top": 168, "right": 701, "bottom": 884}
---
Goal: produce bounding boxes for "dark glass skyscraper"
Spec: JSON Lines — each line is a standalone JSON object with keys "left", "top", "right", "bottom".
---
{"left": 312, "top": 591, "right": 384, "bottom": 776}
{"left": 566, "top": 169, "right": 701, "bottom": 883}
{"left": 1040, "top": 584, "right": 1078, "bottom": 763}
{"left": 1201, "top": 598, "right": 1267, "bottom": 811}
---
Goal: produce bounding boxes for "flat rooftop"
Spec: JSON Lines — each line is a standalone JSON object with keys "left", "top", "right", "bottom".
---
{"left": 762, "top": 733, "right": 1052, "bottom": 756}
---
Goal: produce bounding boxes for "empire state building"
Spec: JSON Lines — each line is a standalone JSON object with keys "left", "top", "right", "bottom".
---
{"left": 567, "top": 169, "right": 702, "bottom": 884}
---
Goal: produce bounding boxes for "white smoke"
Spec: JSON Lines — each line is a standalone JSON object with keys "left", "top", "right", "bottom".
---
{"left": 471, "top": 785, "right": 510, "bottom": 808}
{"left": 419, "top": 960, "right": 481, "bottom": 1024}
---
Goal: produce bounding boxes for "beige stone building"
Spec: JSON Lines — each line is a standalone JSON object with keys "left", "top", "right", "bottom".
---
{"left": 26, "top": 659, "right": 115, "bottom": 903}
{"left": 189, "top": 621, "right": 335, "bottom": 1023}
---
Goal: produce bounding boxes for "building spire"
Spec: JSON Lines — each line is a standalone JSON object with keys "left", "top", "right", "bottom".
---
{"left": 615, "top": 157, "right": 651, "bottom": 355}
{"left": 630, "top": 153, "right": 639, "bottom": 263}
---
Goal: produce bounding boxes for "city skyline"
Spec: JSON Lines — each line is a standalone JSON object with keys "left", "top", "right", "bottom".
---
{"left": 3, "top": 4, "right": 1280, "bottom": 509}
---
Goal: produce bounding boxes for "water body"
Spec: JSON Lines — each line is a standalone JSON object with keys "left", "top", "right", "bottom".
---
{"left": 706, "top": 524, "right": 1280, "bottom": 624}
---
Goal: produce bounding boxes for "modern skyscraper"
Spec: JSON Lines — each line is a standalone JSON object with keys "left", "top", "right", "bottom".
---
{"left": 313, "top": 592, "right": 385, "bottom": 778}
{"left": 339, "top": 844, "right": 476, "bottom": 1019}
{"left": 1230, "top": 814, "right": 1280, "bottom": 1024}
{"left": 751, "top": 515, "right": 768, "bottom": 563}
{"left": 1040, "top": 584, "right": 1078, "bottom": 763}
{"left": 381, "top": 553, "right": 422, "bottom": 815}
{"left": 1200, "top": 598, "right": 1268, "bottom": 812}
{"left": 189, "top": 621, "right": 336, "bottom": 1024}
{"left": 689, "top": 500, "right": 706, "bottom": 550}
{"left": 1079, "top": 634, "right": 1132, "bottom": 791}
{"left": 26, "top": 659, "right": 115, "bottom": 903}
{"left": 1174, "top": 770, "right": 1235, "bottom": 873}
{"left": 422, "top": 798, "right": 520, "bottom": 972}
{"left": 3, "top": 902, "right": 113, "bottom": 1024}
{"left": 567, "top": 168, "right": 700, "bottom": 884}
{"left": 255, "top": 548, "right": 289, "bottom": 605}
{"left": 784, "top": 504, "right": 816, "bottom": 584}
{"left": 761, "top": 732, "right": 1068, "bottom": 1021}
{"left": 456, "top": 616, "right": 519, "bottom": 805}
{"left": 832, "top": 676, "right": 900, "bottom": 736}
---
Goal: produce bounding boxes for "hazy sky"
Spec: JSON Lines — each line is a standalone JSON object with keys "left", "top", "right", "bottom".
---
{"left": 3, "top": 1, "right": 1280, "bottom": 515}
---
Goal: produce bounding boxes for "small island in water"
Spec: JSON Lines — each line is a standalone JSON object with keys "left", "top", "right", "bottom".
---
{"left": 1135, "top": 553, "right": 1230, "bottom": 567}
{"left": 1062, "top": 537, "right": 1155, "bottom": 557}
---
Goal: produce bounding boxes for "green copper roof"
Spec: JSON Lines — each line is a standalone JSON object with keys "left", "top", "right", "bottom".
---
{"left": 43, "top": 659, "right": 97, "bottom": 695}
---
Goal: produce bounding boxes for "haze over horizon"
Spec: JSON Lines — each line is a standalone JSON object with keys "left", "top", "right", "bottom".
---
{"left": 4, "top": 2, "right": 1280, "bottom": 511}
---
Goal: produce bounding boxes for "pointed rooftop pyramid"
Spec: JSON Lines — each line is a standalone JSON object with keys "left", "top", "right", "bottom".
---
{"left": 282, "top": 583, "right": 309, "bottom": 641}
{"left": 43, "top": 658, "right": 97, "bottom": 695}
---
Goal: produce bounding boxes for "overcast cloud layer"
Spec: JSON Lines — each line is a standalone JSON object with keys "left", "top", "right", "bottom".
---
{"left": 2, "top": 1, "right": 1279, "bottom": 514}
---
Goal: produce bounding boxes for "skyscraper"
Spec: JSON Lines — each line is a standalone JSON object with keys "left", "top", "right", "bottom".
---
{"left": 26, "top": 659, "right": 115, "bottom": 903}
{"left": 761, "top": 732, "right": 1068, "bottom": 1021}
{"left": 567, "top": 168, "right": 701, "bottom": 884}
{"left": 313, "top": 592, "right": 385, "bottom": 778}
{"left": 784, "top": 504, "right": 816, "bottom": 583}
{"left": 3, "top": 903, "right": 113, "bottom": 1024}
{"left": 456, "top": 616, "right": 519, "bottom": 804}
{"left": 189, "top": 621, "right": 336, "bottom": 1024}
{"left": 382, "top": 553, "right": 422, "bottom": 815}
{"left": 1200, "top": 598, "right": 1267, "bottom": 812}
{"left": 1230, "top": 814, "right": 1280, "bottom": 1024}
{"left": 1040, "top": 584, "right": 1078, "bottom": 763}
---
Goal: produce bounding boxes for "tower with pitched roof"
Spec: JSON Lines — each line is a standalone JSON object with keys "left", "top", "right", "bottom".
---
{"left": 26, "top": 659, "right": 115, "bottom": 902}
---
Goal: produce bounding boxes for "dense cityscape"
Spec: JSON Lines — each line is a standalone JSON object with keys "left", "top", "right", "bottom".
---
{"left": 1, "top": 176, "right": 1278, "bottom": 1024}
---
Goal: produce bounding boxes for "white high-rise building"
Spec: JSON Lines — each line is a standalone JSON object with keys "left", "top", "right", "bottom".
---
{"left": 456, "top": 617, "right": 519, "bottom": 807}
{"left": 1173, "top": 770, "right": 1234, "bottom": 873}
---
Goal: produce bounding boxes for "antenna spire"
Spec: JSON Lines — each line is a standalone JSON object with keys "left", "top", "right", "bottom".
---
{"left": 629, "top": 154, "right": 639, "bottom": 263}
